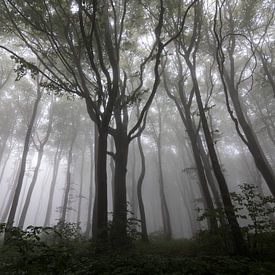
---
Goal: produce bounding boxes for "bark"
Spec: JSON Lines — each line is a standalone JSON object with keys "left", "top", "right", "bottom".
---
{"left": 137, "top": 134, "right": 148, "bottom": 242}
{"left": 92, "top": 126, "right": 108, "bottom": 241}
{"left": 4, "top": 83, "right": 41, "bottom": 243}
{"left": 60, "top": 130, "right": 77, "bottom": 222}
{"left": 85, "top": 135, "right": 94, "bottom": 238}
{"left": 111, "top": 130, "right": 129, "bottom": 244}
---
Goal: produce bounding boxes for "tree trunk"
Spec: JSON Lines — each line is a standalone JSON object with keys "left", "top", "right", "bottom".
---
{"left": 111, "top": 130, "right": 129, "bottom": 244}
{"left": 85, "top": 135, "right": 94, "bottom": 238}
{"left": 77, "top": 148, "right": 85, "bottom": 226}
{"left": 1, "top": 159, "right": 20, "bottom": 222}
{"left": 156, "top": 111, "right": 172, "bottom": 240}
{"left": 4, "top": 84, "right": 41, "bottom": 243}
{"left": 44, "top": 146, "right": 62, "bottom": 226}
{"left": 226, "top": 79, "right": 275, "bottom": 196}
{"left": 92, "top": 126, "right": 108, "bottom": 241}
{"left": 130, "top": 142, "right": 138, "bottom": 219}
{"left": 137, "top": 134, "right": 149, "bottom": 242}
{"left": 188, "top": 61, "right": 247, "bottom": 255}
{"left": 60, "top": 131, "right": 77, "bottom": 222}
{"left": 163, "top": 69, "right": 218, "bottom": 231}
{"left": 185, "top": 118, "right": 218, "bottom": 231}
{"left": 18, "top": 150, "right": 44, "bottom": 228}
{"left": 0, "top": 141, "right": 14, "bottom": 185}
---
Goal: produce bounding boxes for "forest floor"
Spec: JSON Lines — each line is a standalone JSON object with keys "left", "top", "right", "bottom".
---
{"left": 1, "top": 230, "right": 275, "bottom": 274}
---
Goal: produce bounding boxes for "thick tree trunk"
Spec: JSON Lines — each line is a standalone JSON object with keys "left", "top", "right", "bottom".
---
{"left": 137, "top": 134, "right": 149, "bottom": 242}
{"left": 44, "top": 147, "right": 62, "bottom": 226}
{"left": 4, "top": 85, "right": 41, "bottom": 243}
{"left": 92, "top": 127, "right": 108, "bottom": 241}
{"left": 111, "top": 131, "right": 129, "bottom": 244}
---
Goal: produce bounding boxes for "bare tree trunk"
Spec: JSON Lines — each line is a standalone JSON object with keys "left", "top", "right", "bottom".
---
{"left": 18, "top": 101, "right": 53, "bottom": 228}
{"left": 4, "top": 82, "right": 41, "bottom": 243}
{"left": 77, "top": 148, "right": 85, "bottom": 226}
{"left": 189, "top": 61, "right": 247, "bottom": 255}
{"left": 1, "top": 159, "right": 20, "bottom": 222}
{"left": 155, "top": 110, "right": 172, "bottom": 240}
{"left": 0, "top": 141, "right": 14, "bottom": 185}
{"left": 44, "top": 146, "right": 62, "bottom": 226}
{"left": 60, "top": 131, "right": 77, "bottom": 222}
{"left": 164, "top": 69, "right": 218, "bottom": 231}
{"left": 85, "top": 134, "right": 94, "bottom": 238}
{"left": 130, "top": 142, "right": 137, "bottom": 219}
{"left": 109, "top": 137, "right": 115, "bottom": 211}
{"left": 111, "top": 130, "right": 129, "bottom": 244}
{"left": 92, "top": 126, "right": 108, "bottom": 241}
{"left": 227, "top": 84, "right": 275, "bottom": 196}
{"left": 214, "top": 3, "right": 275, "bottom": 197}
{"left": 137, "top": 134, "right": 148, "bottom": 242}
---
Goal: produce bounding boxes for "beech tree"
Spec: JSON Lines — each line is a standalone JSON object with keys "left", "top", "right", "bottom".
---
{"left": 0, "top": 0, "right": 198, "bottom": 244}
{"left": 213, "top": 0, "right": 275, "bottom": 196}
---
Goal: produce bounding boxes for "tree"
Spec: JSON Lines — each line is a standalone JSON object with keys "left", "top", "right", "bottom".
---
{"left": 213, "top": 0, "right": 275, "bottom": 197}
{"left": 4, "top": 75, "right": 41, "bottom": 242}
{"left": 169, "top": 0, "right": 247, "bottom": 254}
{"left": 0, "top": 0, "right": 198, "bottom": 243}
{"left": 18, "top": 95, "right": 54, "bottom": 228}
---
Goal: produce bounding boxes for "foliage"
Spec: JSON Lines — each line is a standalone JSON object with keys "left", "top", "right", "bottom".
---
{"left": 1, "top": 229, "right": 275, "bottom": 274}
{"left": 0, "top": 222, "right": 84, "bottom": 274}
{"left": 198, "top": 183, "right": 275, "bottom": 255}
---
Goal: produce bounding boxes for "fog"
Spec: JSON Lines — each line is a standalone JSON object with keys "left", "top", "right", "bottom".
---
{"left": 0, "top": 0, "right": 274, "bottom": 273}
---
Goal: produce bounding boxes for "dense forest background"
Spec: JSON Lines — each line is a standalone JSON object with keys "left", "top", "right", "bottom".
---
{"left": 0, "top": 0, "right": 275, "bottom": 273}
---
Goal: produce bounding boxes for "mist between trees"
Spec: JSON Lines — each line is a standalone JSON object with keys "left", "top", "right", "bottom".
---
{"left": 0, "top": 0, "right": 274, "bottom": 258}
